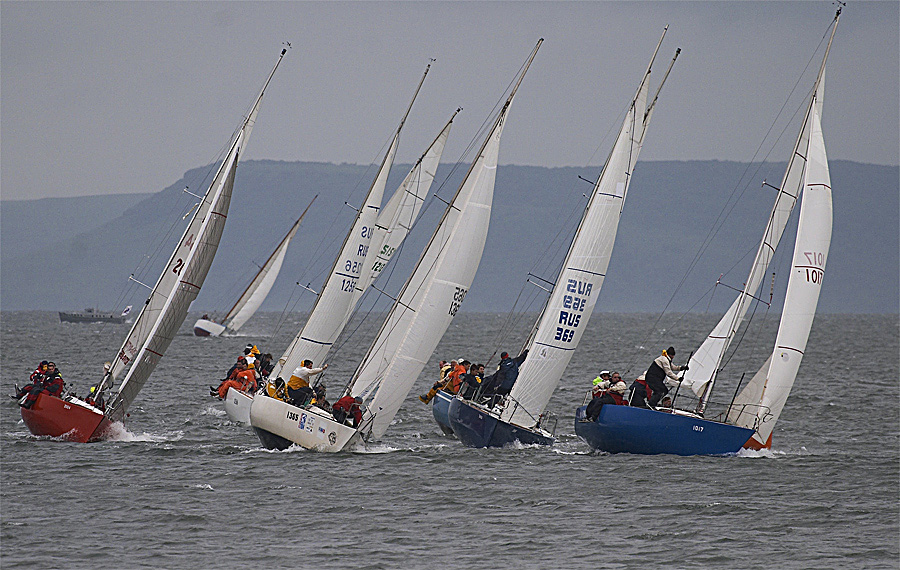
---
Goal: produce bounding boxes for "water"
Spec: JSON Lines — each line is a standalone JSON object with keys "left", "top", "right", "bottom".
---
{"left": 2, "top": 312, "right": 897, "bottom": 569}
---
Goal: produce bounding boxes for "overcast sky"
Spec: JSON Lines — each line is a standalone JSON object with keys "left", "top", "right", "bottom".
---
{"left": 2, "top": 1, "right": 897, "bottom": 201}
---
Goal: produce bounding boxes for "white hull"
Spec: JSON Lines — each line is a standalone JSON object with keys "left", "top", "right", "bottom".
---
{"left": 249, "top": 394, "right": 361, "bottom": 452}
{"left": 193, "top": 318, "right": 227, "bottom": 337}
{"left": 224, "top": 387, "right": 253, "bottom": 424}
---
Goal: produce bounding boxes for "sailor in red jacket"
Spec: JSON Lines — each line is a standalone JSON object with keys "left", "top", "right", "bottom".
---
{"left": 332, "top": 395, "right": 363, "bottom": 427}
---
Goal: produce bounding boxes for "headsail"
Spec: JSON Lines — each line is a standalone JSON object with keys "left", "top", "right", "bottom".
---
{"left": 223, "top": 199, "right": 314, "bottom": 333}
{"left": 271, "top": 64, "right": 431, "bottom": 379}
{"left": 731, "top": 84, "right": 832, "bottom": 446}
{"left": 349, "top": 40, "right": 543, "bottom": 439}
{"left": 104, "top": 48, "right": 288, "bottom": 421}
{"left": 502, "top": 32, "right": 678, "bottom": 429}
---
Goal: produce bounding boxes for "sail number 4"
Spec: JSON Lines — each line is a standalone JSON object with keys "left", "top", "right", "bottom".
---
{"left": 449, "top": 287, "right": 467, "bottom": 316}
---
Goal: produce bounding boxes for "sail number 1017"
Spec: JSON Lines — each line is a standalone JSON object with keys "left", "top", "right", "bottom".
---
{"left": 801, "top": 251, "right": 826, "bottom": 284}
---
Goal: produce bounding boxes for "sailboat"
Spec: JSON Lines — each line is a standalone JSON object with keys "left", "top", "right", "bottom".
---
{"left": 575, "top": 8, "right": 841, "bottom": 455}
{"left": 223, "top": 64, "right": 453, "bottom": 424}
{"left": 19, "top": 48, "right": 288, "bottom": 442}
{"left": 249, "top": 40, "right": 542, "bottom": 451}
{"left": 193, "top": 198, "right": 314, "bottom": 337}
{"left": 447, "top": 30, "right": 679, "bottom": 448}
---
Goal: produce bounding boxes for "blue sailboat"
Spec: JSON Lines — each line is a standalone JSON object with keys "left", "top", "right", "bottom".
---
{"left": 576, "top": 8, "right": 840, "bottom": 456}
{"left": 448, "top": 29, "right": 679, "bottom": 448}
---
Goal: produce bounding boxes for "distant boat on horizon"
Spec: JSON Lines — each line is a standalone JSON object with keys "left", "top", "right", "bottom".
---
{"left": 59, "top": 305, "right": 132, "bottom": 324}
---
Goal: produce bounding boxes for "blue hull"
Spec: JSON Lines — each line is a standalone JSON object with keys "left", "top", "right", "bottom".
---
{"left": 574, "top": 404, "right": 754, "bottom": 456}
{"left": 432, "top": 391, "right": 455, "bottom": 436}
{"left": 448, "top": 397, "right": 554, "bottom": 448}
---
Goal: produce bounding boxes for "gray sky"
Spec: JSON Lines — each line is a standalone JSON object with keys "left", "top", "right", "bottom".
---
{"left": 2, "top": 1, "right": 897, "bottom": 201}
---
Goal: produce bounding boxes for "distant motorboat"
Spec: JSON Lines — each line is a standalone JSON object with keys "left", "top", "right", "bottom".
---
{"left": 59, "top": 307, "right": 130, "bottom": 324}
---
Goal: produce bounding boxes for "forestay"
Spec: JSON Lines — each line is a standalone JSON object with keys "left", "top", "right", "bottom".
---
{"left": 105, "top": 49, "right": 287, "bottom": 421}
{"left": 349, "top": 40, "right": 542, "bottom": 440}
{"left": 224, "top": 211, "right": 307, "bottom": 332}
{"left": 272, "top": 65, "right": 431, "bottom": 379}
{"left": 502, "top": 33, "right": 675, "bottom": 429}
{"left": 731, "top": 90, "right": 832, "bottom": 446}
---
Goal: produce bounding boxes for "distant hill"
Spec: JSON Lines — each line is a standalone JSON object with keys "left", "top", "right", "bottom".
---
{"left": 1, "top": 159, "right": 897, "bottom": 314}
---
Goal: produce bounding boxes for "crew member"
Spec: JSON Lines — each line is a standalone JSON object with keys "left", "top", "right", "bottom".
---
{"left": 644, "top": 346, "right": 688, "bottom": 407}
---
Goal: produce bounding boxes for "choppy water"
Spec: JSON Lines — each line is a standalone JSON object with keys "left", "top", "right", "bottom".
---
{"left": 1, "top": 311, "right": 897, "bottom": 569}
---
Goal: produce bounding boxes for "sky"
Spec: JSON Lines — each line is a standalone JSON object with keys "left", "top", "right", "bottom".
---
{"left": 1, "top": 1, "right": 897, "bottom": 201}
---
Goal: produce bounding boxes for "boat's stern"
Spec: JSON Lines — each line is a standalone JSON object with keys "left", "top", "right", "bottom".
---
{"left": 249, "top": 394, "right": 359, "bottom": 452}
{"left": 20, "top": 393, "right": 110, "bottom": 442}
{"left": 193, "top": 319, "right": 226, "bottom": 337}
{"left": 431, "top": 391, "right": 455, "bottom": 436}
{"left": 224, "top": 387, "right": 253, "bottom": 424}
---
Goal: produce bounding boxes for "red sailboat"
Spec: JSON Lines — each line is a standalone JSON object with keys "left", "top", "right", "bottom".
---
{"left": 19, "top": 48, "right": 288, "bottom": 441}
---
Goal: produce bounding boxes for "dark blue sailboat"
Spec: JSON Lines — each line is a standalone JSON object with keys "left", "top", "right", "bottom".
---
{"left": 448, "top": 30, "right": 679, "bottom": 448}
{"left": 574, "top": 404, "right": 754, "bottom": 456}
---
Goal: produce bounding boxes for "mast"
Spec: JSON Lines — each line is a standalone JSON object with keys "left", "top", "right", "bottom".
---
{"left": 696, "top": 8, "right": 841, "bottom": 413}
{"left": 271, "top": 62, "right": 431, "bottom": 379}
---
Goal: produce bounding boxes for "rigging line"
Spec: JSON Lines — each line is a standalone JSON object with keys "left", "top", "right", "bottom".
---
{"left": 674, "top": 32, "right": 828, "bottom": 290}
{"left": 626, "top": 34, "right": 831, "bottom": 368}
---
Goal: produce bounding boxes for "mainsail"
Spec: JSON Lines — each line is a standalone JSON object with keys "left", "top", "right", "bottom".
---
{"left": 502, "top": 31, "right": 678, "bottom": 429}
{"left": 271, "top": 64, "right": 432, "bottom": 379}
{"left": 223, "top": 201, "right": 313, "bottom": 333}
{"left": 349, "top": 40, "right": 543, "bottom": 439}
{"left": 730, "top": 81, "right": 832, "bottom": 446}
{"left": 103, "top": 49, "right": 288, "bottom": 421}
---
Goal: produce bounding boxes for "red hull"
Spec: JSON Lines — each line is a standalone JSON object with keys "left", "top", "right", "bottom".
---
{"left": 20, "top": 392, "right": 112, "bottom": 443}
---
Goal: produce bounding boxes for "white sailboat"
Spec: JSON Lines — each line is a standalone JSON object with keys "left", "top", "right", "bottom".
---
{"left": 575, "top": 8, "right": 841, "bottom": 455}
{"left": 20, "top": 48, "right": 289, "bottom": 442}
{"left": 448, "top": 30, "right": 679, "bottom": 448}
{"left": 193, "top": 198, "right": 315, "bottom": 337}
{"left": 249, "top": 40, "right": 542, "bottom": 451}
{"left": 223, "top": 67, "right": 454, "bottom": 424}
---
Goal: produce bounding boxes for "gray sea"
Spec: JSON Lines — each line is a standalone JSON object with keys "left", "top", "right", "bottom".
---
{"left": 1, "top": 311, "right": 897, "bottom": 569}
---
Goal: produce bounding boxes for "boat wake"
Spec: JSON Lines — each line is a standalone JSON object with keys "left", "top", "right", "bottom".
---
{"left": 103, "top": 422, "right": 184, "bottom": 443}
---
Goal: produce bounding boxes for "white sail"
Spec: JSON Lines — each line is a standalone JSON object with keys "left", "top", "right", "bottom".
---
{"left": 224, "top": 212, "right": 306, "bottom": 332}
{"left": 350, "top": 40, "right": 542, "bottom": 439}
{"left": 350, "top": 109, "right": 458, "bottom": 309}
{"left": 734, "top": 99, "right": 831, "bottom": 446}
{"left": 271, "top": 65, "right": 431, "bottom": 379}
{"left": 105, "top": 49, "right": 288, "bottom": 421}
{"left": 502, "top": 35, "right": 676, "bottom": 429}
{"left": 682, "top": 91, "right": 824, "bottom": 400}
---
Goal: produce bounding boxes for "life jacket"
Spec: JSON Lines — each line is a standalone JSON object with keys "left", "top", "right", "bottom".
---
{"left": 645, "top": 360, "right": 667, "bottom": 386}
{"left": 448, "top": 364, "right": 466, "bottom": 393}
{"left": 633, "top": 378, "right": 651, "bottom": 400}
{"left": 609, "top": 391, "right": 627, "bottom": 406}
